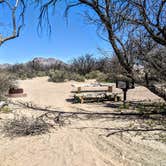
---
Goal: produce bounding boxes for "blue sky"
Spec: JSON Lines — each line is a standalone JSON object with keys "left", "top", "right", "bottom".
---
{"left": 0, "top": 2, "right": 111, "bottom": 64}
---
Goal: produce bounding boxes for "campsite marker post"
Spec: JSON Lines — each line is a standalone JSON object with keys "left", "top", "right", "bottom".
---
{"left": 116, "top": 80, "right": 135, "bottom": 106}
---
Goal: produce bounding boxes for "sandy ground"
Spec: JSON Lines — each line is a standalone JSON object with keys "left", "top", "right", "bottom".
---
{"left": 0, "top": 77, "right": 166, "bottom": 166}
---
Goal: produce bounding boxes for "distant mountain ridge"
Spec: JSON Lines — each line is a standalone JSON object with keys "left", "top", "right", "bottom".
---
{"left": 0, "top": 57, "right": 66, "bottom": 68}
{"left": 32, "top": 57, "right": 65, "bottom": 66}
{"left": 0, "top": 63, "right": 11, "bottom": 69}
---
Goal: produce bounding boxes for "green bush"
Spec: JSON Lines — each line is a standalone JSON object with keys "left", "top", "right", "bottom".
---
{"left": 16, "top": 72, "right": 36, "bottom": 80}
{"left": 96, "top": 73, "right": 109, "bottom": 82}
{"left": 49, "top": 70, "right": 68, "bottom": 82}
{"left": 69, "top": 73, "right": 85, "bottom": 82}
{"left": 26, "top": 72, "right": 36, "bottom": 79}
{"left": 48, "top": 70, "right": 85, "bottom": 82}
{"left": 85, "top": 70, "right": 102, "bottom": 79}
{"left": 18, "top": 71, "right": 45, "bottom": 80}
{"left": 0, "top": 106, "right": 12, "bottom": 113}
{"left": 18, "top": 73, "right": 28, "bottom": 80}
{"left": 36, "top": 71, "right": 47, "bottom": 77}
{"left": 86, "top": 70, "right": 109, "bottom": 82}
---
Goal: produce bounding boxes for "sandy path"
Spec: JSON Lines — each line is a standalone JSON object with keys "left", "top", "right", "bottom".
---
{"left": 0, "top": 77, "right": 166, "bottom": 166}
{"left": 1, "top": 120, "right": 166, "bottom": 166}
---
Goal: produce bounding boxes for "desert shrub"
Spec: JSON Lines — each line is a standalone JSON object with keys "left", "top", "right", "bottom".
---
{"left": 119, "top": 103, "right": 130, "bottom": 109}
{"left": 49, "top": 70, "right": 85, "bottom": 82}
{"left": 36, "top": 71, "right": 47, "bottom": 77}
{"left": 18, "top": 73, "right": 28, "bottom": 80}
{"left": 71, "top": 54, "right": 96, "bottom": 75}
{"left": 0, "top": 72, "right": 16, "bottom": 99}
{"left": 13, "top": 71, "right": 36, "bottom": 80}
{"left": 49, "top": 70, "right": 68, "bottom": 82}
{"left": 0, "top": 106, "right": 12, "bottom": 113}
{"left": 85, "top": 70, "right": 109, "bottom": 82}
{"left": 96, "top": 72, "right": 109, "bottom": 82}
{"left": 2, "top": 115, "right": 50, "bottom": 137}
{"left": 8, "top": 59, "right": 68, "bottom": 80}
{"left": 26, "top": 72, "right": 37, "bottom": 79}
{"left": 135, "top": 102, "right": 166, "bottom": 114}
{"left": 68, "top": 73, "right": 85, "bottom": 82}
{"left": 85, "top": 70, "right": 103, "bottom": 79}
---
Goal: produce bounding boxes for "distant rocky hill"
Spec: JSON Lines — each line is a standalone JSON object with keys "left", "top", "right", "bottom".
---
{"left": 32, "top": 57, "right": 65, "bottom": 66}
{"left": 0, "top": 57, "right": 66, "bottom": 69}
{"left": 0, "top": 63, "right": 11, "bottom": 69}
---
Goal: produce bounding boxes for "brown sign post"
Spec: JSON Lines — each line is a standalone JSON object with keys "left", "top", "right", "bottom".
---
{"left": 116, "top": 80, "right": 135, "bottom": 105}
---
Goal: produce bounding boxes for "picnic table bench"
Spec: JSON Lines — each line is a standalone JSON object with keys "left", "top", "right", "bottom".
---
{"left": 74, "top": 92, "right": 121, "bottom": 103}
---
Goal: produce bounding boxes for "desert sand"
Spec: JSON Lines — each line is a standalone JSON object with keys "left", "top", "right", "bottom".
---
{"left": 0, "top": 77, "right": 166, "bottom": 166}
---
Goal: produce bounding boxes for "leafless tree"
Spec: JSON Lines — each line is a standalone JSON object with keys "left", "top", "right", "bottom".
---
{"left": 121, "top": 32, "right": 166, "bottom": 100}
{"left": 0, "top": 0, "right": 25, "bottom": 46}
{"left": 120, "top": 0, "right": 166, "bottom": 46}
{"left": 71, "top": 54, "right": 96, "bottom": 75}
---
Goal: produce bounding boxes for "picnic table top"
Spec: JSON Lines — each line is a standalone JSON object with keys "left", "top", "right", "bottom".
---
{"left": 74, "top": 92, "right": 121, "bottom": 98}
{"left": 71, "top": 82, "right": 113, "bottom": 88}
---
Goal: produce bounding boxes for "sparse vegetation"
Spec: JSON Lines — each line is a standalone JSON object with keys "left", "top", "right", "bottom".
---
{"left": 71, "top": 54, "right": 96, "bottom": 75}
{"left": 85, "top": 70, "right": 104, "bottom": 79}
{"left": 2, "top": 54, "right": 120, "bottom": 84}
{"left": 48, "top": 70, "right": 85, "bottom": 82}
{"left": 49, "top": 70, "right": 68, "bottom": 82}
{"left": 68, "top": 73, "right": 85, "bottom": 82}
{"left": 0, "top": 106, "right": 11, "bottom": 113}
{"left": 119, "top": 103, "right": 130, "bottom": 110}
{"left": 2, "top": 115, "right": 50, "bottom": 138}
{"left": 0, "top": 71, "right": 16, "bottom": 100}
{"left": 135, "top": 102, "right": 166, "bottom": 114}
{"left": 117, "top": 102, "right": 166, "bottom": 114}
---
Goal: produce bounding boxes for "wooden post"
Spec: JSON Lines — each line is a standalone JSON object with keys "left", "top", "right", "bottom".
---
{"left": 80, "top": 96, "right": 84, "bottom": 104}
{"left": 114, "top": 94, "right": 118, "bottom": 102}
{"left": 77, "top": 87, "right": 81, "bottom": 93}
{"left": 108, "top": 86, "right": 113, "bottom": 92}
{"left": 123, "top": 89, "right": 127, "bottom": 106}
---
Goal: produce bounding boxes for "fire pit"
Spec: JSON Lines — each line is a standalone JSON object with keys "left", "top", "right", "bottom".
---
{"left": 7, "top": 88, "right": 27, "bottom": 98}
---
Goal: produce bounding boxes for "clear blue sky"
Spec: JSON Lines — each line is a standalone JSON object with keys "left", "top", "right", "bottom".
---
{"left": 0, "top": 3, "right": 111, "bottom": 64}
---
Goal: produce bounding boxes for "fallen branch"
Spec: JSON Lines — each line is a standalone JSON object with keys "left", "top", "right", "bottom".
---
{"left": 106, "top": 128, "right": 166, "bottom": 137}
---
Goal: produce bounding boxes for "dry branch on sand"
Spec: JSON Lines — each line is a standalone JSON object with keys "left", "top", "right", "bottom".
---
{"left": 9, "top": 101, "right": 166, "bottom": 141}
{"left": 2, "top": 101, "right": 166, "bottom": 141}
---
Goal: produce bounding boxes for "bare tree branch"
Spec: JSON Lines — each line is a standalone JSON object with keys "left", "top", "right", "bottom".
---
{"left": 0, "top": 0, "right": 25, "bottom": 46}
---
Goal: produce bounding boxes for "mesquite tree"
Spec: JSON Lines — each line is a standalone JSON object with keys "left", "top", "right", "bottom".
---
{"left": 120, "top": 0, "right": 166, "bottom": 46}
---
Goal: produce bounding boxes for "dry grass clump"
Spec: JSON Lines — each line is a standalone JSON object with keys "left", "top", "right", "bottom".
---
{"left": 2, "top": 115, "right": 50, "bottom": 138}
{"left": 0, "top": 106, "right": 12, "bottom": 113}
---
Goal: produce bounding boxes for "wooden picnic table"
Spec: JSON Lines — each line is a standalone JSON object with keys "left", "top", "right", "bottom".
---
{"left": 74, "top": 92, "right": 121, "bottom": 104}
